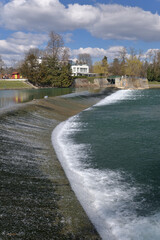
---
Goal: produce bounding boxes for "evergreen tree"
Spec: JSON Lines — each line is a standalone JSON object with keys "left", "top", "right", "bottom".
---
{"left": 59, "top": 64, "right": 73, "bottom": 87}
{"left": 101, "top": 56, "right": 108, "bottom": 76}
{"left": 20, "top": 52, "right": 40, "bottom": 85}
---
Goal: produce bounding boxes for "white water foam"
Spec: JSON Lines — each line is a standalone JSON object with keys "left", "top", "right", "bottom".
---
{"left": 95, "top": 89, "right": 135, "bottom": 106}
{"left": 52, "top": 90, "right": 160, "bottom": 240}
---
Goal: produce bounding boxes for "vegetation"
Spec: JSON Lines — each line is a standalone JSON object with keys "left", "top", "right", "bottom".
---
{"left": 108, "top": 47, "right": 160, "bottom": 81}
{"left": 78, "top": 53, "right": 92, "bottom": 71}
{"left": 148, "top": 81, "right": 160, "bottom": 84}
{"left": 93, "top": 56, "right": 109, "bottom": 76}
{"left": 19, "top": 31, "right": 73, "bottom": 88}
{"left": 1, "top": 33, "right": 160, "bottom": 87}
{"left": 0, "top": 80, "right": 32, "bottom": 89}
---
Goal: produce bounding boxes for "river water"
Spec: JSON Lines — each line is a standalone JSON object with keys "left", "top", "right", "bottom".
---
{"left": 52, "top": 89, "right": 160, "bottom": 240}
{"left": 0, "top": 88, "right": 73, "bottom": 109}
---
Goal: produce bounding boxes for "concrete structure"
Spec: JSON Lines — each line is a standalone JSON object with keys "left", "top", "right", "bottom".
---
{"left": 71, "top": 64, "right": 89, "bottom": 76}
{"left": 114, "top": 76, "right": 149, "bottom": 89}
{"left": 74, "top": 76, "right": 149, "bottom": 89}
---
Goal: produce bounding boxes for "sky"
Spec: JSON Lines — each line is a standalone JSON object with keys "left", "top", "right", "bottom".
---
{"left": 0, "top": 0, "right": 160, "bottom": 66}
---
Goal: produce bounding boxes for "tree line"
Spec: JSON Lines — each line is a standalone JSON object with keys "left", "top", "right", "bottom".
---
{"left": 1, "top": 32, "right": 160, "bottom": 85}
{"left": 92, "top": 47, "right": 155, "bottom": 80}
{"left": 19, "top": 31, "right": 73, "bottom": 87}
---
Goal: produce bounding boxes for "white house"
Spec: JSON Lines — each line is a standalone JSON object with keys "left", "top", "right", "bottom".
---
{"left": 71, "top": 64, "right": 89, "bottom": 76}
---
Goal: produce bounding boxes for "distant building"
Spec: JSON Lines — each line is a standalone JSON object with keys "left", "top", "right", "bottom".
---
{"left": 71, "top": 64, "right": 89, "bottom": 76}
{"left": 12, "top": 72, "right": 20, "bottom": 79}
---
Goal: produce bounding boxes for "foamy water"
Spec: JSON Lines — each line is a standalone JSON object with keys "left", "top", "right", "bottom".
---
{"left": 52, "top": 90, "right": 160, "bottom": 240}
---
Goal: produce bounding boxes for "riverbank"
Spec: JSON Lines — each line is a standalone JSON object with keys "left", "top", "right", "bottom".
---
{"left": 149, "top": 81, "right": 160, "bottom": 88}
{"left": 0, "top": 79, "right": 38, "bottom": 90}
{"left": 1, "top": 78, "right": 160, "bottom": 91}
{"left": 0, "top": 95, "right": 102, "bottom": 239}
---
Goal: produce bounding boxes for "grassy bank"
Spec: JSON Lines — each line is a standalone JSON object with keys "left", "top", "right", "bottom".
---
{"left": 0, "top": 80, "right": 33, "bottom": 89}
{"left": 149, "top": 81, "right": 160, "bottom": 88}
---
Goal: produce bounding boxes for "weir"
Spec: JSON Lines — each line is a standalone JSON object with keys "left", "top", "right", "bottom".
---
{"left": 74, "top": 77, "right": 149, "bottom": 89}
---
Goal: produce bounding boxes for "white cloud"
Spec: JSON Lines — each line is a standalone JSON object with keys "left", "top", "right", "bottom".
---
{"left": 71, "top": 46, "right": 124, "bottom": 59}
{"left": 63, "top": 33, "right": 73, "bottom": 43}
{"left": 142, "top": 48, "right": 160, "bottom": 61}
{"left": 0, "top": 32, "right": 47, "bottom": 65}
{"left": 1, "top": 1, "right": 160, "bottom": 41}
{"left": 71, "top": 46, "right": 160, "bottom": 64}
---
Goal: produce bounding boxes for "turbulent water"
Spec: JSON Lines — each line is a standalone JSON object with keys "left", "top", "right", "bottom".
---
{"left": 52, "top": 89, "right": 160, "bottom": 240}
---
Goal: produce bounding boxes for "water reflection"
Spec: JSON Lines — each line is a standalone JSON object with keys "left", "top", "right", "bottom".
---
{"left": 0, "top": 88, "right": 73, "bottom": 109}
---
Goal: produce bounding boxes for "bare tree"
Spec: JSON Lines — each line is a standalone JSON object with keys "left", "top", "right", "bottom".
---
{"left": 46, "top": 31, "right": 64, "bottom": 59}
{"left": 118, "top": 47, "right": 127, "bottom": 76}
{"left": 138, "top": 49, "right": 144, "bottom": 61}
{"left": 61, "top": 47, "right": 70, "bottom": 65}
{"left": 78, "top": 53, "right": 92, "bottom": 68}
{"left": 118, "top": 47, "right": 127, "bottom": 63}
{"left": 129, "top": 47, "right": 137, "bottom": 60}
{"left": 0, "top": 55, "right": 5, "bottom": 74}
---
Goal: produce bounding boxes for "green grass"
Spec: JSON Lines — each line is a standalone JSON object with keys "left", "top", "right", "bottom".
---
{"left": 149, "top": 81, "right": 160, "bottom": 84}
{"left": 0, "top": 80, "right": 32, "bottom": 89}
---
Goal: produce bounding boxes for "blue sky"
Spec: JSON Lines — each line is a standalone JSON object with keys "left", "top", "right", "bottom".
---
{"left": 0, "top": 0, "right": 160, "bottom": 65}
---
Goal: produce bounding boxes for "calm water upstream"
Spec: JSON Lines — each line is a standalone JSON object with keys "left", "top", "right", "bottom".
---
{"left": 0, "top": 88, "right": 73, "bottom": 109}
{"left": 52, "top": 89, "right": 160, "bottom": 240}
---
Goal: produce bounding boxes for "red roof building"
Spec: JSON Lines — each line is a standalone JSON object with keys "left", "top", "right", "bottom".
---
{"left": 12, "top": 72, "right": 20, "bottom": 79}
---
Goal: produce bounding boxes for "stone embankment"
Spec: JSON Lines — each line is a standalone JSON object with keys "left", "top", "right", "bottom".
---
{"left": 74, "top": 78, "right": 109, "bottom": 88}
{"left": 115, "top": 77, "right": 149, "bottom": 89}
{"left": 74, "top": 77, "right": 149, "bottom": 89}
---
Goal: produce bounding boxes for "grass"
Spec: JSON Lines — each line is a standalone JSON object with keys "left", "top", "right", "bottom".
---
{"left": 0, "top": 80, "right": 32, "bottom": 89}
{"left": 148, "top": 81, "right": 160, "bottom": 84}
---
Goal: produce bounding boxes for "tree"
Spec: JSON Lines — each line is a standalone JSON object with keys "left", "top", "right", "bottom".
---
{"left": 46, "top": 31, "right": 64, "bottom": 60}
{"left": 44, "top": 55, "right": 60, "bottom": 87}
{"left": 101, "top": 56, "right": 108, "bottom": 76}
{"left": 147, "top": 65, "right": 155, "bottom": 81}
{"left": 19, "top": 50, "right": 40, "bottom": 85}
{"left": 78, "top": 53, "right": 92, "bottom": 69}
{"left": 129, "top": 47, "right": 137, "bottom": 60}
{"left": 93, "top": 61, "right": 103, "bottom": 75}
{"left": 118, "top": 47, "right": 127, "bottom": 76}
{"left": 140, "top": 60, "right": 149, "bottom": 78}
{"left": 147, "top": 50, "right": 160, "bottom": 82}
{"left": 59, "top": 64, "right": 73, "bottom": 87}
{"left": 109, "top": 58, "right": 121, "bottom": 76}
{"left": 0, "top": 55, "right": 5, "bottom": 75}
{"left": 126, "top": 56, "right": 143, "bottom": 77}
{"left": 19, "top": 31, "right": 73, "bottom": 87}
{"left": 93, "top": 56, "right": 108, "bottom": 76}
{"left": 61, "top": 47, "right": 70, "bottom": 64}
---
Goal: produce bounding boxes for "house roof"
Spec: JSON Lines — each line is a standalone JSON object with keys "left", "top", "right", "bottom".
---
{"left": 12, "top": 72, "right": 19, "bottom": 74}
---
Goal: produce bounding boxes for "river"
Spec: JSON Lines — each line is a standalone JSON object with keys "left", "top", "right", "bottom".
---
{"left": 52, "top": 89, "right": 160, "bottom": 240}
{"left": 0, "top": 88, "right": 73, "bottom": 109}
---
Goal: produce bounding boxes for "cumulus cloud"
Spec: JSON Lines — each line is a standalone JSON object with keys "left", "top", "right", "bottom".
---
{"left": 63, "top": 33, "right": 73, "bottom": 43}
{"left": 71, "top": 46, "right": 124, "bottom": 59}
{"left": 1, "top": 1, "right": 160, "bottom": 41}
{"left": 0, "top": 32, "right": 47, "bottom": 65}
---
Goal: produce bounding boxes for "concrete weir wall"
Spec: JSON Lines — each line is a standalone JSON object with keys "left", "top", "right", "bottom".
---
{"left": 115, "top": 77, "right": 149, "bottom": 89}
{"left": 74, "top": 77, "right": 149, "bottom": 89}
{"left": 74, "top": 78, "right": 109, "bottom": 88}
